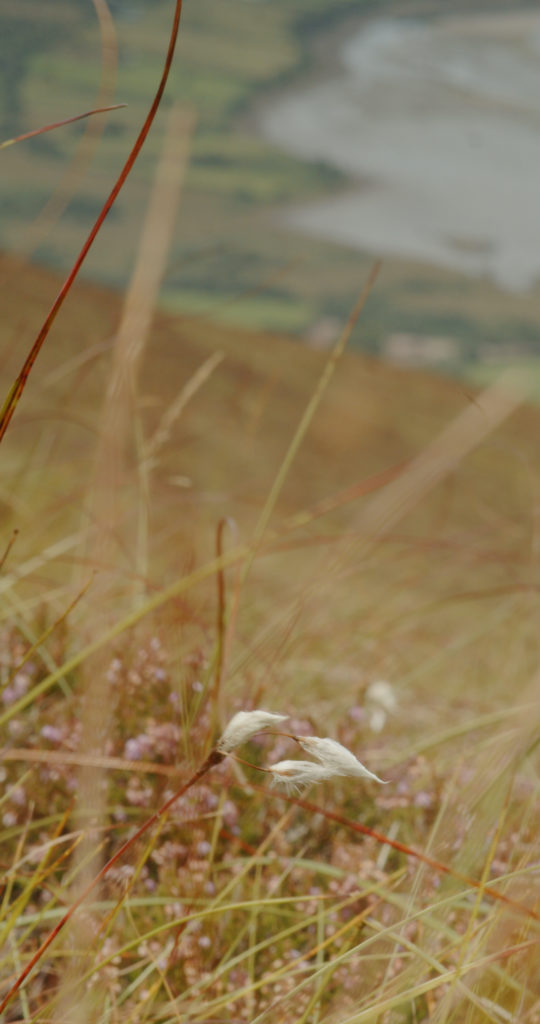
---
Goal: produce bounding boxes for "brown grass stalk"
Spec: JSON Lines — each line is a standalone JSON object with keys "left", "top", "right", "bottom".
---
{"left": 0, "top": 105, "right": 125, "bottom": 150}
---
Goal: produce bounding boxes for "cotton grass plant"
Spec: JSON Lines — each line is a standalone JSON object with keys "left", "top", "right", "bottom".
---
{"left": 0, "top": 709, "right": 389, "bottom": 1015}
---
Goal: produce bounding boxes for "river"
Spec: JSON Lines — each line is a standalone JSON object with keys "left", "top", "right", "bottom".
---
{"left": 259, "top": 9, "right": 540, "bottom": 291}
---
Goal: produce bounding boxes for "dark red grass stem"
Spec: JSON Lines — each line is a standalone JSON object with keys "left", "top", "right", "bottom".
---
{"left": 0, "top": 749, "right": 224, "bottom": 1016}
{"left": 0, "top": 528, "right": 18, "bottom": 572}
{"left": 0, "top": 105, "right": 126, "bottom": 150}
{"left": 266, "top": 789, "right": 540, "bottom": 924}
{"left": 0, "top": 0, "right": 184, "bottom": 444}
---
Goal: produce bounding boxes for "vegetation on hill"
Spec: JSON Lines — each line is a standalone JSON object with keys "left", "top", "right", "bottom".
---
{"left": 1, "top": 250, "right": 540, "bottom": 1020}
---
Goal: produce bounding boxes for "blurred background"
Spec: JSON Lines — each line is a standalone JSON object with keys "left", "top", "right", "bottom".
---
{"left": 2, "top": 0, "right": 540, "bottom": 385}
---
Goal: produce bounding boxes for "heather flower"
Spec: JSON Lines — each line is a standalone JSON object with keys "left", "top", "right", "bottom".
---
{"left": 268, "top": 760, "right": 332, "bottom": 795}
{"left": 12, "top": 673, "right": 30, "bottom": 697}
{"left": 147, "top": 721, "right": 181, "bottom": 760}
{"left": 217, "top": 710, "right": 288, "bottom": 753}
{"left": 8, "top": 786, "right": 27, "bottom": 808}
{"left": 124, "top": 734, "right": 154, "bottom": 761}
{"left": 296, "top": 736, "right": 386, "bottom": 784}
{"left": 41, "top": 724, "right": 65, "bottom": 744}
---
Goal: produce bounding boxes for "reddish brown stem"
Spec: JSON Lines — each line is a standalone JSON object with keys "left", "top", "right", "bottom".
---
{"left": 212, "top": 517, "right": 237, "bottom": 711}
{"left": 0, "top": 0, "right": 184, "bottom": 444}
{"left": 266, "top": 789, "right": 540, "bottom": 924}
{"left": 231, "top": 754, "right": 272, "bottom": 773}
{"left": 0, "top": 528, "right": 18, "bottom": 572}
{"left": 0, "top": 105, "right": 126, "bottom": 149}
{"left": 0, "top": 748, "right": 224, "bottom": 1016}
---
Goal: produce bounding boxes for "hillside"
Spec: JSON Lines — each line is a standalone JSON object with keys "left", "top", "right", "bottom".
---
{"left": 2, "top": 253, "right": 538, "bottom": 527}
{"left": 2, "top": 253, "right": 538, "bottom": 714}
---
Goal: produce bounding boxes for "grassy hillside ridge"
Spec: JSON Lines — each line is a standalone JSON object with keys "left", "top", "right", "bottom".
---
{"left": 2, "top": 253, "right": 538, "bottom": 672}
{"left": 3, "top": 253, "right": 539, "bottom": 539}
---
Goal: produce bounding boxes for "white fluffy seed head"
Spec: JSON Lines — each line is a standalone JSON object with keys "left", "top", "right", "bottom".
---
{"left": 365, "top": 680, "right": 397, "bottom": 733}
{"left": 296, "top": 736, "right": 386, "bottom": 784}
{"left": 366, "top": 680, "right": 396, "bottom": 713}
{"left": 268, "top": 760, "right": 331, "bottom": 795}
{"left": 217, "top": 710, "right": 288, "bottom": 754}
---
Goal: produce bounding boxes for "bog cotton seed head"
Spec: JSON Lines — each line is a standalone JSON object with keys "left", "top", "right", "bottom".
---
{"left": 217, "top": 710, "right": 288, "bottom": 754}
{"left": 268, "top": 760, "right": 332, "bottom": 795}
{"left": 296, "top": 736, "right": 386, "bottom": 784}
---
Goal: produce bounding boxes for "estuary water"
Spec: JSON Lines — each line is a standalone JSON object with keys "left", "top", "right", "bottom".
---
{"left": 259, "top": 10, "right": 540, "bottom": 291}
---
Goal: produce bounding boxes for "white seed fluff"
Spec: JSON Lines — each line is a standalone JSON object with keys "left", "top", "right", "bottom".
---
{"left": 365, "top": 680, "right": 397, "bottom": 733}
{"left": 217, "top": 710, "right": 288, "bottom": 754}
{"left": 296, "top": 736, "right": 386, "bottom": 784}
{"left": 268, "top": 760, "right": 331, "bottom": 795}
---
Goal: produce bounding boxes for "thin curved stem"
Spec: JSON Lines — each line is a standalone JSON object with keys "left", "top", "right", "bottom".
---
{"left": 0, "top": 0, "right": 184, "bottom": 444}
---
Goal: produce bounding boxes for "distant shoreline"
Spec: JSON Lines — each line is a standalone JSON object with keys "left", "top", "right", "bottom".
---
{"left": 247, "top": 0, "right": 537, "bottom": 130}
{"left": 246, "top": 0, "right": 540, "bottom": 166}
{"left": 251, "top": 3, "right": 540, "bottom": 291}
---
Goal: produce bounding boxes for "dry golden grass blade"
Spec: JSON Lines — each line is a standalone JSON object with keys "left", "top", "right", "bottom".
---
{"left": 144, "top": 349, "right": 224, "bottom": 470}
{"left": 49, "top": 106, "right": 195, "bottom": 1024}
{"left": 101, "top": 103, "right": 196, "bottom": 431}
{"left": 219, "top": 263, "right": 381, "bottom": 716}
{"left": 356, "top": 368, "right": 529, "bottom": 543}
{"left": 0, "top": 534, "right": 82, "bottom": 597}
{"left": 335, "top": 936, "right": 539, "bottom": 1024}
{"left": 251, "top": 261, "right": 382, "bottom": 555}
{"left": 1, "top": 748, "right": 178, "bottom": 777}
{"left": 21, "top": 0, "right": 120, "bottom": 255}
{"left": 88, "top": 102, "right": 196, "bottom": 577}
